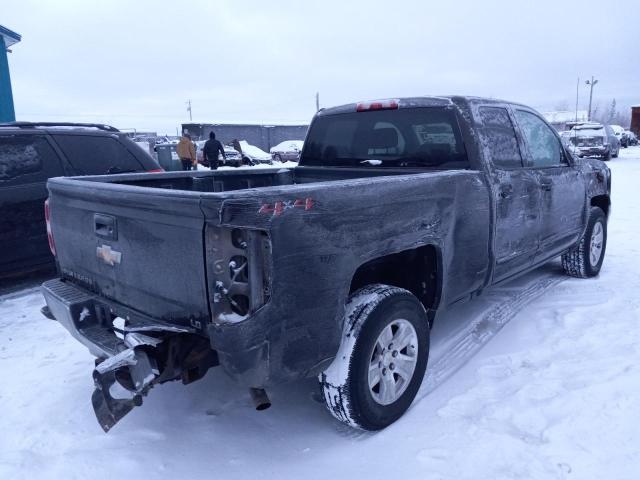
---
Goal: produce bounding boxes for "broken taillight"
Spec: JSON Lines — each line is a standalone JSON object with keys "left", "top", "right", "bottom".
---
{"left": 356, "top": 99, "right": 399, "bottom": 112}
{"left": 44, "top": 198, "right": 56, "bottom": 256}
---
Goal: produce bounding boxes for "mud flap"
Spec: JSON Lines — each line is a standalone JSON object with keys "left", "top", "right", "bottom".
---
{"left": 91, "top": 346, "right": 158, "bottom": 432}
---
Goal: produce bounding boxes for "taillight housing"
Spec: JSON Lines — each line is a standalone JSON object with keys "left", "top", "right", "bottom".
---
{"left": 147, "top": 168, "right": 164, "bottom": 173}
{"left": 44, "top": 198, "right": 56, "bottom": 256}
{"left": 206, "top": 226, "right": 272, "bottom": 323}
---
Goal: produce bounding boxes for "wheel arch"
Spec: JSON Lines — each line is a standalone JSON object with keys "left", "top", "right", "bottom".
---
{"left": 590, "top": 194, "right": 610, "bottom": 219}
{"left": 349, "top": 244, "right": 443, "bottom": 326}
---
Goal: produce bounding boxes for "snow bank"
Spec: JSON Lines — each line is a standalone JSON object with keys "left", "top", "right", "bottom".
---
{"left": 238, "top": 141, "right": 271, "bottom": 161}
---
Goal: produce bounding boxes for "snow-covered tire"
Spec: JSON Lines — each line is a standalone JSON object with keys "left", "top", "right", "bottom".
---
{"left": 319, "top": 284, "right": 429, "bottom": 431}
{"left": 561, "top": 206, "right": 607, "bottom": 278}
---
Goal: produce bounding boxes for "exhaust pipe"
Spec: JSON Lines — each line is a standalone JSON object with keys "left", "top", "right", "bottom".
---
{"left": 249, "top": 388, "right": 271, "bottom": 411}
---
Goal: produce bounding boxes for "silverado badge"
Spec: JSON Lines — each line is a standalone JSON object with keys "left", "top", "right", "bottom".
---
{"left": 96, "top": 244, "right": 122, "bottom": 266}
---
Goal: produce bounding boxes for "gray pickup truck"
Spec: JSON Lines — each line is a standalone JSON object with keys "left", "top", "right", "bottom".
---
{"left": 42, "top": 96, "right": 611, "bottom": 432}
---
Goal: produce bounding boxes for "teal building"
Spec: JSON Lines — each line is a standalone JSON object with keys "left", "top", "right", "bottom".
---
{"left": 1, "top": 25, "right": 21, "bottom": 122}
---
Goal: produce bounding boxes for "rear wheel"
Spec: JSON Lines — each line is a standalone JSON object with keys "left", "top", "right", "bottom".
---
{"left": 562, "top": 206, "right": 607, "bottom": 278}
{"left": 319, "top": 284, "right": 429, "bottom": 430}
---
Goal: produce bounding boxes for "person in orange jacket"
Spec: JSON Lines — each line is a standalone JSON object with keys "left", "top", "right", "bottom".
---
{"left": 176, "top": 133, "right": 196, "bottom": 170}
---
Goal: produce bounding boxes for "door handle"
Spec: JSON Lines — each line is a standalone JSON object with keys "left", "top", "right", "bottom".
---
{"left": 94, "top": 214, "right": 117, "bottom": 240}
{"left": 540, "top": 180, "right": 553, "bottom": 192}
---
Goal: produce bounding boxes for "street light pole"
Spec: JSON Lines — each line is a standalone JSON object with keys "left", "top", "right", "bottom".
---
{"left": 585, "top": 76, "right": 598, "bottom": 121}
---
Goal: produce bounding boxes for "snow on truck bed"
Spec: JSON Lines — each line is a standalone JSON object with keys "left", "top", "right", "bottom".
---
{"left": 2, "top": 148, "right": 640, "bottom": 479}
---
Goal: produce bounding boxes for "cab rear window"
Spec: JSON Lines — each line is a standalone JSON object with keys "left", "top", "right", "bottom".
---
{"left": 300, "top": 107, "right": 468, "bottom": 168}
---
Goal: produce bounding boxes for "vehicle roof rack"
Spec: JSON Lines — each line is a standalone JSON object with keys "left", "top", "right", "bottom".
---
{"left": 0, "top": 122, "right": 120, "bottom": 132}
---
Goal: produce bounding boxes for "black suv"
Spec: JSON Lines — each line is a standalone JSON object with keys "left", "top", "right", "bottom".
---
{"left": 0, "top": 122, "right": 162, "bottom": 278}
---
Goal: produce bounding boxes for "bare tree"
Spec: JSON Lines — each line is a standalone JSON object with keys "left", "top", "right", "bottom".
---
{"left": 584, "top": 98, "right": 631, "bottom": 127}
{"left": 554, "top": 100, "right": 570, "bottom": 111}
{"left": 591, "top": 101, "right": 602, "bottom": 123}
{"left": 607, "top": 99, "right": 617, "bottom": 123}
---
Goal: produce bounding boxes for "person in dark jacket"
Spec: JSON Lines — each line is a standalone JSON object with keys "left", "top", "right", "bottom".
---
{"left": 203, "top": 132, "right": 226, "bottom": 170}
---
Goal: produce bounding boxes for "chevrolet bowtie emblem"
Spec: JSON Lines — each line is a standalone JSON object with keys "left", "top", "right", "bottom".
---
{"left": 97, "top": 244, "right": 122, "bottom": 266}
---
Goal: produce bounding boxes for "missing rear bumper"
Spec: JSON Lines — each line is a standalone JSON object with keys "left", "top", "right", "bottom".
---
{"left": 41, "top": 279, "right": 218, "bottom": 432}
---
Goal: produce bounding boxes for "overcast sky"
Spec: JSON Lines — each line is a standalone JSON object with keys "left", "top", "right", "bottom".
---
{"left": 3, "top": 0, "right": 639, "bottom": 134}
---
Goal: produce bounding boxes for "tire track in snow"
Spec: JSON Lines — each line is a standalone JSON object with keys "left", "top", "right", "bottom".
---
{"left": 331, "top": 273, "right": 566, "bottom": 439}
{"left": 413, "top": 274, "right": 565, "bottom": 405}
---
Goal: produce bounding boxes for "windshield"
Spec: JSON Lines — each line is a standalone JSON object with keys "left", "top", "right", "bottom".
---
{"left": 300, "top": 107, "right": 468, "bottom": 168}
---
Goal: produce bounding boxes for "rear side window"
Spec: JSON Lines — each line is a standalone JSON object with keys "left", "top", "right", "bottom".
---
{"left": 301, "top": 107, "right": 468, "bottom": 168}
{"left": 479, "top": 107, "right": 523, "bottom": 169}
{"left": 0, "top": 134, "right": 62, "bottom": 185}
{"left": 514, "top": 110, "right": 566, "bottom": 168}
{"left": 53, "top": 135, "right": 144, "bottom": 174}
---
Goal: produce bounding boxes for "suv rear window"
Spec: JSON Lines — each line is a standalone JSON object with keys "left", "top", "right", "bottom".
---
{"left": 53, "top": 135, "right": 145, "bottom": 175}
{"left": 300, "top": 107, "right": 468, "bottom": 168}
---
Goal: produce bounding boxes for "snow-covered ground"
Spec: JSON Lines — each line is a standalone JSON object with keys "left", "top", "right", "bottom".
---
{"left": 2, "top": 148, "right": 640, "bottom": 479}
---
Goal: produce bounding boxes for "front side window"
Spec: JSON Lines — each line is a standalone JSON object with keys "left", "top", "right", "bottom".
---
{"left": 301, "top": 107, "right": 468, "bottom": 168}
{"left": 515, "top": 110, "right": 566, "bottom": 168}
{"left": 478, "top": 106, "right": 523, "bottom": 169}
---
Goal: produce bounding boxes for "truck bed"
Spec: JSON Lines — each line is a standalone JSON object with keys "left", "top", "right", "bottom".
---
{"left": 77, "top": 165, "right": 421, "bottom": 192}
{"left": 45, "top": 166, "right": 454, "bottom": 327}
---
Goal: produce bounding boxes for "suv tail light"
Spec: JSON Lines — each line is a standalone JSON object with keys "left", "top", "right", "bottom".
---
{"left": 147, "top": 168, "right": 164, "bottom": 173}
{"left": 356, "top": 99, "right": 399, "bottom": 112}
{"left": 44, "top": 199, "right": 56, "bottom": 256}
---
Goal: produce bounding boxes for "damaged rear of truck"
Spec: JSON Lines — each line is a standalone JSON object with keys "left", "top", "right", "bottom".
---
{"left": 43, "top": 168, "right": 486, "bottom": 431}
{"left": 42, "top": 96, "right": 610, "bottom": 431}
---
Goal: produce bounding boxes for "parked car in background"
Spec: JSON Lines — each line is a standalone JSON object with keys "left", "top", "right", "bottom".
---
{"left": 610, "top": 125, "right": 628, "bottom": 148}
{"left": 569, "top": 123, "right": 620, "bottom": 160}
{"left": 195, "top": 140, "right": 243, "bottom": 168}
{"left": 626, "top": 130, "right": 638, "bottom": 146}
{"left": 234, "top": 140, "right": 272, "bottom": 165}
{"left": 0, "top": 122, "right": 162, "bottom": 278}
{"left": 270, "top": 140, "right": 304, "bottom": 162}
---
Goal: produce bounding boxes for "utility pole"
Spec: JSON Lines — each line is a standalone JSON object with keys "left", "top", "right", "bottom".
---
{"left": 186, "top": 99, "right": 193, "bottom": 121}
{"left": 315, "top": 92, "right": 320, "bottom": 112}
{"left": 575, "top": 76, "right": 580, "bottom": 123}
{"left": 585, "top": 76, "right": 598, "bottom": 121}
